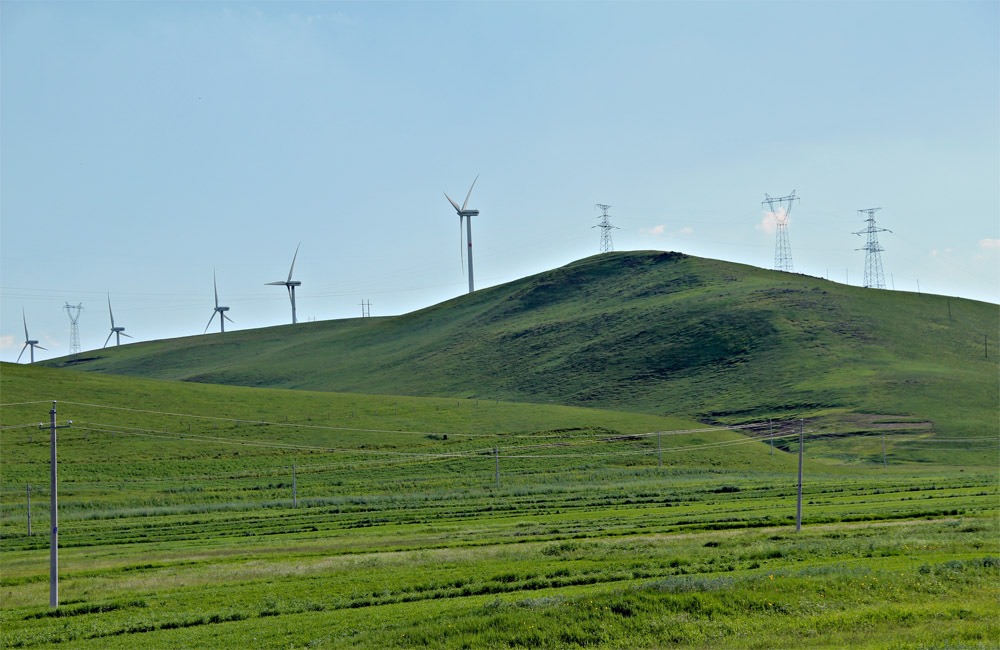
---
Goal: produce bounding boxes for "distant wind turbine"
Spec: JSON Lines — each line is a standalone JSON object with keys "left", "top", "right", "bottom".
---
{"left": 103, "top": 295, "right": 132, "bottom": 348}
{"left": 205, "top": 270, "right": 234, "bottom": 333}
{"left": 444, "top": 176, "right": 479, "bottom": 294}
{"left": 17, "top": 310, "right": 46, "bottom": 363}
{"left": 267, "top": 243, "right": 302, "bottom": 324}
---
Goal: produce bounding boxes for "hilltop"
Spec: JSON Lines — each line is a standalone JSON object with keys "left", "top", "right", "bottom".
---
{"left": 41, "top": 251, "right": 999, "bottom": 438}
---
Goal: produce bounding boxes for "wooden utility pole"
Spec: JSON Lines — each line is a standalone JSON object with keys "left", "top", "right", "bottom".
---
{"left": 796, "top": 419, "right": 803, "bottom": 533}
{"left": 41, "top": 402, "right": 70, "bottom": 608}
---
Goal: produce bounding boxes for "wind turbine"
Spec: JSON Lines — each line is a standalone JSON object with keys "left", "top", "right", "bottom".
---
{"left": 444, "top": 175, "right": 479, "bottom": 294}
{"left": 266, "top": 243, "right": 302, "bottom": 324}
{"left": 17, "top": 310, "right": 46, "bottom": 363}
{"left": 205, "top": 270, "right": 234, "bottom": 333}
{"left": 103, "top": 294, "right": 132, "bottom": 348}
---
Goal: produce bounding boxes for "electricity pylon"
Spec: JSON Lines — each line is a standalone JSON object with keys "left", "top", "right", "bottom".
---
{"left": 762, "top": 191, "right": 799, "bottom": 272}
{"left": 593, "top": 204, "right": 619, "bottom": 253}
{"left": 63, "top": 303, "right": 83, "bottom": 355}
{"left": 854, "top": 208, "right": 891, "bottom": 289}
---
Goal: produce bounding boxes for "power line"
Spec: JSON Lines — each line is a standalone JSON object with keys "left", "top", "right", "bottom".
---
{"left": 25, "top": 419, "right": 835, "bottom": 461}
{"left": 69, "top": 423, "right": 494, "bottom": 458}
{"left": 15, "top": 399, "right": 770, "bottom": 441}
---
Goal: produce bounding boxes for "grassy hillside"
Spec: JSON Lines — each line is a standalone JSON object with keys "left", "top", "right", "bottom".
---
{"left": 0, "top": 362, "right": 749, "bottom": 491}
{"left": 41, "top": 252, "right": 999, "bottom": 441}
{"left": 2, "top": 364, "right": 998, "bottom": 649}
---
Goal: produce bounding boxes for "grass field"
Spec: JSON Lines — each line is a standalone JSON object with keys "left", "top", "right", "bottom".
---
{"left": 2, "top": 363, "right": 997, "bottom": 648}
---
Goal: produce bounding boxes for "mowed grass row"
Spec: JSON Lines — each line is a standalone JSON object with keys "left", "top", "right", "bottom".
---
{"left": 2, "top": 518, "right": 997, "bottom": 649}
{"left": 1, "top": 471, "right": 995, "bottom": 552}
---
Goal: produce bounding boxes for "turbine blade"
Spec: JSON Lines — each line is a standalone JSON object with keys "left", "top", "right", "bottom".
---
{"left": 223, "top": 313, "right": 235, "bottom": 323}
{"left": 288, "top": 243, "right": 300, "bottom": 282}
{"left": 22, "top": 310, "right": 28, "bottom": 341}
{"left": 103, "top": 331, "right": 114, "bottom": 348}
{"left": 444, "top": 191, "right": 461, "bottom": 213}
{"left": 265, "top": 281, "right": 287, "bottom": 286}
{"left": 108, "top": 294, "right": 115, "bottom": 328}
{"left": 459, "top": 217, "right": 465, "bottom": 274}
{"left": 205, "top": 311, "right": 217, "bottom": 334}
{"left": 287, "top": 285, "right": 294, "bottom": 306}
{"left": 16, "top": 344, "right": 27, "bottom": 363}
{"left": 214, "top": 269, "right": 219, "bottom": 308}
{"left": 120, "top": 332, "right": 133, "bottom": 339}
{"left": 34, "top": 345, "right": 47, "bottom": 351}
{"left": 461, "top": 175, "right": 479, "bottom": 211}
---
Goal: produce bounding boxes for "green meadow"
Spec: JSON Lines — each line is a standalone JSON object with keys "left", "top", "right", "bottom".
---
{"left": 1, "top": 362, "right": 997, "bottom": 648}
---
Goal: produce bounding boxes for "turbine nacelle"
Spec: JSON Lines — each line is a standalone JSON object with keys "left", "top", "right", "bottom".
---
{"left": 17, "top": 312, "right": 46, "bottom": 364}
{"left": 444, "top": 176, "right": 480, "bottom": 295}
{"left": 104, "top": 295, "right": 132, "bottom": 348}
{"left": 444, "top": 175, "right": 479, "bottom": 218}
{"left": 206, "top": 270, "right": 235, "bottom": 333}
{"left": 18, "top": 311, "right": 45, "bottom": 363}
{"left": 266, "top": 243, "right": 302, "bottom": 324}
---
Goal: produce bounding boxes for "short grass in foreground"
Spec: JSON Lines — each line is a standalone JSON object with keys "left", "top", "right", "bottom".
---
{"left": 2, "top": 520, "right": 996, "bottom": 649}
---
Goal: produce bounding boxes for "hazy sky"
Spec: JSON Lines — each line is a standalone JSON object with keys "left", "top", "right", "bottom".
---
{"left": 2, "top": 1, "right": 997, "bottom": 363}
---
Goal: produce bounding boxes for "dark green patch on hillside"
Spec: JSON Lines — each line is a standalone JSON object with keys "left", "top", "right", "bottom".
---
{"left": 41, "top": 252, "right": 999, "bottom": 439}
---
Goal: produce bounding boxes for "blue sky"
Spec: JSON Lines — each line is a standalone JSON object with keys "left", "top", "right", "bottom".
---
{"left": 2, "top": 1, "right": 997, "bottom": 362}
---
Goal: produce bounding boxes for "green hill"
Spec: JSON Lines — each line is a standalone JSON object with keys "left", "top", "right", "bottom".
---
{"left": 41, "top": 251, "right": 999, "bottom": 440}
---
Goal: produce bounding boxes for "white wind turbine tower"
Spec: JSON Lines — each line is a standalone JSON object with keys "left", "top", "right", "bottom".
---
{"left": 205, "top": 270, "right": 234, "bottom": 333}
{"left": 103, "top": 294, "right": 132, "bottom": 348}
{"left": 17, "top": 310, "right": 47, "bottom": 363}
{"left": 444, "top": 176, "right": 480, "bottom": 294}
{"left": 267, "top": 243, "right": 302, "bottom": 324}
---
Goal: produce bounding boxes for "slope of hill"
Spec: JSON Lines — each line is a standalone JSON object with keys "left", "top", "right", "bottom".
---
{"left": 41, "top": 251, "right": 999, "bottom": 438}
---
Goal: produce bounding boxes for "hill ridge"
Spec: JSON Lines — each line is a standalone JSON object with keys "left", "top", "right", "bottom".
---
{"left": 41, "top": 251, "right": 999, "bottom": 439}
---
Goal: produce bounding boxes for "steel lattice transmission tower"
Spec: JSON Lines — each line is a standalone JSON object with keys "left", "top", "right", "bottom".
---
{"left": 762, "top": 191, "right": 799, "bottom": 272}
{"left": 63, "top": 303, "right": 84, "bottom": 355}
{"left": 593, "top": 204, "right": 619, "bottom": 253}
{"left": 854, "top": 208, "right": 891, "bottom": 289}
